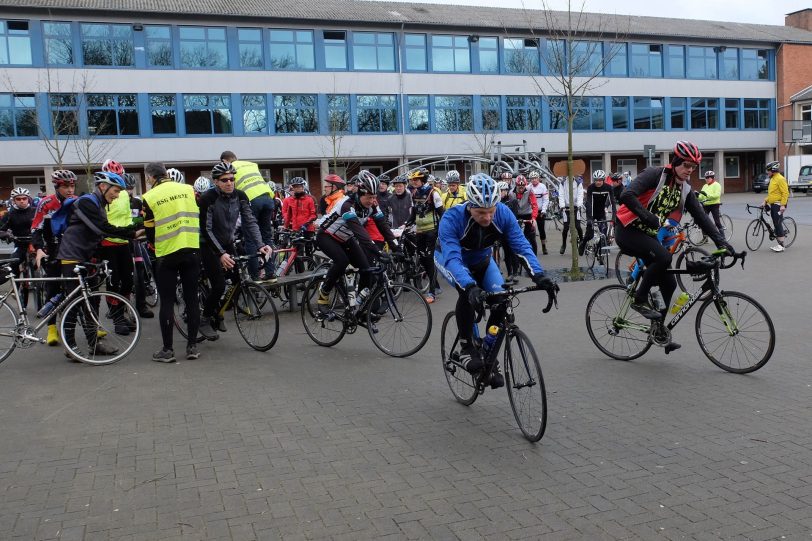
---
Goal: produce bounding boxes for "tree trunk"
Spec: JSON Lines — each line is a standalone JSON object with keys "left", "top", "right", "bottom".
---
{"left": 566, "top": 118, "right": 581, "bottom": 276}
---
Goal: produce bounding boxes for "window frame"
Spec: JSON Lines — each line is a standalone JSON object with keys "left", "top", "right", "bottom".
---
{"left": 724, "top": 156, "right": 740, "bottom": 178}
{"left": 430, "top": 34, "right": 471, "bottom": 73}
{"left": 723, "top": 97, "right": 740, "bottom": 130}
{"left": 237, "top": 27, "right": 264, "bottom": 69}
{"left": 178, "top": 26, "right": 229, "bottom": 69}
{"left": 80, "top": 22, "right": 134, "bottom": 67}
{"left": 0, "top": 19, "right": 33, "bottom": 66}
{"left": 351, "top": 31, "right": 395, "bottom": 71}
{"left": 149, "top": 93, "right": 178, "bottom": 136}
{"left": 268, "top": 29, "right": 315, "bottom": 71}
{"left": 322, "top": 30, "right": 348, "bottom": 71}
{"left": 604, "top": 42, "right": 627, "bottom": 77}
{"left": 506, "top": 95, "right": 541, "bottom": 131}
{"left": 403, "top": 33, "right": 427, "bottom": 72}
{"left": 182, "top": 93, "right": 233, "bottom": 135}
{"left": 505, "top": 37, "right": 540, "bottom": 74}
{"left": 689, "top": 97, "right": 719, "bottom": 130}
{"left": 0, "top": 93, "right": 38, "bottom": 138}
{"left": 273, "top": 93, "right": 318, "bottom": 134}
{"left": 687, "top": 46, "right": 717, "bottom": 79}
{"left": 610, "top": 96, "right": 629, "bottom": 131}
{"left": 49, "top": 93, "right": 79, "bottom": 137}
{"left": 433, "top": 95, "right": 473, "bottom": 133}
{"left": 481, "top": 95, "right": 502, "bottom": 131}
{"left": 242, "top": 93, "right": 269, "bottom": 135}
{"left": 629, "top": 43, "right": 663, "bottom": 78}
{"left": 406, "top": 94, "right": 430, "bottom": 132}
{"left": 669, "top": 97, "right": 687, "bottom": 130}
{"left": 144, "top": 25, "right": 173, "bottom": 68}
{"left": 741, "top": 48, "right": 769, "bottom": 80}
{"left": 43, "top": 21, "right": 74, "bottom": 66}
{"left": 743, "top": 98, "right": 770, "bottom": 130}
{"left": 477, "top": 36, "right": 499, "bottom": 73}
{"left": 632, "top": 96, "right": 664, "bottom": 130}
{"left": 355, "top": 94, "right": 398, "bottom": 134}
{"left": 327, "top": 94, "right": 351, "bottom": 134}
{"left": 86, "top": 93, "right": 140, "bottom": 137}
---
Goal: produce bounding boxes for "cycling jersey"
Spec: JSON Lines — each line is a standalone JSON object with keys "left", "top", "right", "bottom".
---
{"left": 584, "top": 183, "right": 616, "bottom": 221}
{"left": 199, "top": 186, "right": 262, "bottom": 255}
{"left": 408, "top": 185, "right": 443, "bottom": 233}
{"left": 529, "top": 182, "right": 549, "bottom": 214}
{"left": 317, "top": 196, "right": 394, "bottom": 247}
{"left": 765, "top": 173, "right": 789, "bottom": 206}
{"left": 388, "top": 191, "right": 412, "bottom": 228}
{"left": 441, "top": 187, "right": 466, "bottom": 210}
{"left": 58, "top": 191, "right": 136, "bottom": 263}
{"left": 514, "top": 189, "right": 538, "bottom": 219}
{"left": 0, "top": 205, "right": 35, "bottom": 244}
{"left": 31, "top": 193, "right": 75, "bottom": 253}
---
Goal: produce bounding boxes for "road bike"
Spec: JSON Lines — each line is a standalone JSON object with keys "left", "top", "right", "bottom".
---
{"left": 389, "top": 226, "right": 429, "bottom": 293}
{"left": 2, "top": 236, "right": 47, "bottom": 311}
{"left": 745, "top": 204, "right": 797, "bottom": 251}
{"left": 583, "top": 220, "right": 614, "bottom": 270}
{"left": 586, "top": 250, "right": 774, "bottom": 374}
{"left": 441, "top": 283, "right": 559, "bottom": 442}
{"left": 684, "top": 211, "right": 733, "bottom": 245}
{"left": 133, "top": 239, "right": 158, "bottom": 308}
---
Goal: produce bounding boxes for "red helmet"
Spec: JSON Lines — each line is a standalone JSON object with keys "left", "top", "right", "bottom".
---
{"left": 673, "top": 141, "right": 702, "bottom": 164}
{"left": 101, "top": 159, "right": 125, "bottom": 175}
{"left": 323, "top": 174, "right": 345, "bottom": 187}
{"left": 52, "top": 169, "right": 77, "bottom": 186}
{"left": 515, "top": 175, "right": 527, "bottom": 188}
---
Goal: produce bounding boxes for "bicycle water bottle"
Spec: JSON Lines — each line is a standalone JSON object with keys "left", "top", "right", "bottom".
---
{"left": 482, "top": 325, "right": 499, "bottom": 355}
{"left": 670, "top": 291, "right": 690, "bottom": 315}
{"left": 347, "top": 287, "right": 357, "bottom": 307}
{"left": 37, "top": 293, "right": 64, "bottom": 319}
{"left": 356, "top": 287, "right": 371, "bottom": 307}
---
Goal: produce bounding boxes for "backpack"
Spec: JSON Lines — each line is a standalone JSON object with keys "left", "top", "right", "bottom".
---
{"left": 49, "top": 194, "right": 100, "bottom": 237}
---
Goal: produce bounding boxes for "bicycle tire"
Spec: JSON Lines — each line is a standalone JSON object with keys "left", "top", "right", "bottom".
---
{"left": 143, "top": 261, "right": 159, "bottom": 308}
{"left": 440, "top": 311, "right": 479, "bottom": 406}
{"left": 695, "top": 291, "right": 775, "bottom": 374}
{"left": 0, "top": 300, "right": 18, "bottom": 364}
{"left": 60, "top": 291, "right": 139, "bottom": 365}
{"left": 745, "top": 219, "right": 764, "bottom": 251}
{"left": 675, "top": 247, "right": 716, "bottom": 300}
{"left": 26, "top": 260, "right": 48, "bottom": 311}
{"left": 504, "top": 328, "right": 547, "bottom": 442}
{"left": 686, "top": 222, "right": 707, "bottom": 246}
{"left": 585, "top": 240, "right": 597, "bottom": 269}
{"left": 720, "top": 214, "right": 734, "bottom": 242}
{"left": 781, "top": 217, "right": 797, "bottom": 248}
{"left": 614, "top": 251, "right": 637, "bottom": 286}
{"left": 585, "top": 285, "right": 652, "bottom": 360}
{"left": 172, "top": 280, "right": 208, "bottom": 344}
{"left": 366, "top": 282, "right": 431, "bottom": 358}
{"left": 233, "top": 282, "right": 279, "bottom": 351}
{"left": 300, "top": 276, "right": 347, "bottom": 347}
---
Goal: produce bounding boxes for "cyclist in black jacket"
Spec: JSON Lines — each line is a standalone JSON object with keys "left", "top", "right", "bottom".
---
{"left": 0, "top": 187, "right": 36, "bottom": 308}
{"left": 579, "top": 170, "right": 616, "bottom": 254}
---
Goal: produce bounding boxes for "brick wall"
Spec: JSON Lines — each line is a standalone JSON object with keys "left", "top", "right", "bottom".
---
{"left": 776, "top": 42, "right": 812, "bottom": 167}
{"left": 786, "top": 9, "right": 812, "bottom": 31}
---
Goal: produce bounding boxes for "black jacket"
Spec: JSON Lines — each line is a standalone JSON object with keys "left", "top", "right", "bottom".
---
{"left": 199, "top": 187, "right": 262, "bottom": 255}
{"left": 0, "top": 206, "right": 36, "bottom": 247}
{"left": 58, "top": 191, "right": 136, "bottom": 262}
{"left": 585, "top": 183, "right": 616, "bottom": 221}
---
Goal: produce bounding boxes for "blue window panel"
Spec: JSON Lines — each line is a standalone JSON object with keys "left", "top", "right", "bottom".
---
{"left": 669, "top": 97, "right": 686, "bottom": 129}
{"left": 43, "top": 21, "right": 73, "bottom": 65}
{"left": 269, "top": 29, "right": 314, "bottom": 70}
{"left": 723, "top": 98, "right": 739, "bottom": 129}
{"left": 604, "top": 42, "right": 627, "bottom": 76}
{"left": 573, "top": 97, "right": 605, "bottom": 130}
{"left": 434, "top": 95, "right": 472, "bottom": 132}
{"left": 183, "top": 94, "right": 232, "bottom": 134}
{"left": 611, "top": 96, "right": 629, "bottom": 130}
{"left": 431, "top": 35, "right": 470, "bottom": 73}
{"left": 689, "top": 97, "right": 718, "bottom": 129}
{"left": 327, "top": 94, "right": 350, "bottom": 133}
{"left": 403, "top": 33, "right": 427, "bottom": 71}
{"left": 237, "top": 28, "right": 263, "bottom": 69}
{"left": 49, "top": 93, "right": 79, "bottom": 136}
{"left": 179, "top": 26, "right": 227, "bottom": 69}
{"left": 743, "top": 98, "right": 770, "bottom": 129}
{"left": 666, "top": 45, "right": 684, "bottom": 78}
{"left": 274, "top": 94, "right": 318, "bottom": 133}
{"left": 0, "top": 20, "right": 33, "bottom": 65}
{"left": 356, "top": 95, "right": 397, "bottom": 133}
{"left": 571, "top": 41, "right": 602, "bottom": 76}
{"left": 323, "top": 31, "right": 347, "bottom": 70}
{"left": 632, "top": 97, "right": 664, "bottom": 130}
{"left": 242, "top": 94, "right": 268, "bottom": 134}
{"left": 506, "top": 38, "right": 540, "bottom": 74}
{"left": 0, "top": 93, "right": 38, "bottom": 137}
{"left": 87, "top": 93, "right": 139, "bottom": 135}
{"left": 80, "top": 23, "right": 133, "bottom": 66}
{"left": 406, "top": 95, "right": 429, "bottom": 132}
{"left": 741, "top": 48, "right": 769, "bottom": 80}
{"left": 478, "top": 37, "right": 499, "bottom": 73}
{"left": 687, "top": 46, "right": 716, "bottom": 79}
{"left": 720, "top": 47, "right": 738, "bottom": 80}
{"left": 481, "top": 95, "right": 501, "bottom": 131}
{"left": 352, "top": 32, "right": 394, "bottom": 71}
{"left": 149, "top": 93, "right": 177, "bottom": 135}
{"left": 145, "top": 25, "right": 172, "bottom": 67}
{"left": 630, "top": 43, "right": 662, "bottom": 77}
{"left": 507, "top": 96, "right": 541, "bottom": 131}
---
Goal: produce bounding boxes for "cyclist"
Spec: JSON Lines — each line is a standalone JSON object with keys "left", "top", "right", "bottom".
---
{"left": 345, "top": 175, "right": 359, "bottom": 196}
{"left": 318, "top": 174, "right": 346, "bottom": 216}
{"left": 498, "top": 181, "right": 520, "bottom": 284}
{"left": 31, "top": 170, "right": 77, "bottom": 346}
{"left": 513, "top": 175, "right": 538, "bottom": 259}
{"left": 199, "top": 161, "right": 272, "bottom": 338}
{"left": 435, "top": 174, "right": 555, "bottom": 388}
{"left": 375, "top": 174, "right": 392, "bottom": 223}
{"left": 615, "top": 141, "right": 735, "bottom": 333}
{"left": 608, "top": 172, "right": 625, "bottom": 202}
{"left": 0, "top": 187, "right": 36, "bottom": 309}
{"left": 193, "top": 176, "right": 212, "bottom": 202}
{"left": 579, "top": 170, "right": 616, "bottom": 255}
{"left": 763, "top": 161, "right": 789, "bottom": 252}
{"left": 389, "top": 176, "right": 412, "bottom": 228}
{"left": 441, "top": 170, "right": 466, "bottom": 209}
{"left": 281, "top": 176, "right": 317, "bottom": 272}
{"left": 166, "top": 168, "right": 185, "bottom": 184}
{"left": 406, "top": 167, "right": 444, "bottom": 303}
{"left": 558, "top": 174, "right": 584, "bottom": 254}
{"left": 528, "top": 171, "right": 549, "bottom": 255}
{"left": 697, "top": 170, "right": 725, "bottom": 236}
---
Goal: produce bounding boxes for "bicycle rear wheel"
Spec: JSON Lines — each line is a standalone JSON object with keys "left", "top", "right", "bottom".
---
{"left": 585, "top": 285, "right": 652, "bottom": 360}
{"left": 300, "top": 276, "right": 347, "bottom": 347}
{"left": 366, "top": 283, "right": 431, "bottom": 358}
{"left": 0, "top": 300, "right": 18, "bottom": 364}
{"left": 745, "top": 219, "right": 764, "bottom": 251}
{"left": 173, "top": 280, "right": 207, "bottom": 343}
{"left": 686, "top": 222, "right": 707, "bottom": 246}
{"left": 675, "top": 247, "right": 716, "bottom": 299}
{"left": 614, "top": 251, "right": 637, "bottom": 285}
{"left": 233, "top": 283, "right": 279, "bottom": 351}
{"left": 143, "top": 261, "right": 159, "bottom": 308}
{"left": 719, "top": 214, "right": 733, "bottom": 241}
{"left": 440, "top": 311, "right": 478, "bottom": 406}
{"left": 781, "top": 217, "right": 797, "bottom": 248}
{"left": 695, "top": 291, "right": 775, "bottom": 374}
{"left": 60, "top": 291, "right": 139, "bottom": 365}
{"left": 504, "top": 328, "right": 547, "bottom": 442}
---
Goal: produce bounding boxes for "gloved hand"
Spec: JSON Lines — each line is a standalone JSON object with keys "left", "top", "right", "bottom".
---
{"left": 465, "top": 284, "right": 486, "bottom": 320}
{"left": 532, "top": 274, "right": 556, "bottom": 291}
{"left": 376, "top": 251, "right": 392, "bottom": 265}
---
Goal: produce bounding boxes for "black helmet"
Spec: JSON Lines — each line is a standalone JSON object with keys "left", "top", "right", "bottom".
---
{"left": 211, "top": 161, "right": 236, "bottom": 180}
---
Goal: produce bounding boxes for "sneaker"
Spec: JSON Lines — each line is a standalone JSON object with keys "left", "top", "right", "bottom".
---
{"left": 489, "top": 365, "right": 505, "bottom": 389}
{"left": 186, "top": 345, "right": 200, "bottom": 360}
{"left": 664, "top": 341, "right": 682, "bottom": 355}
{"left": 542, "top": 246, "right": 549, "bottom": 255}
{"left": 47, "top": 324, "right": 59, "bottom": 346}
{"left": 198, "top": 320, "right": 219, "bottom": 341}
{"left": 559, "top": 245, "right": 566, "bottom": 255}
{"left": 630, "top": 300, "right": 662, "bottom": 320}
{"left": 770, "top": 244, "right": 785, "bottom": 252}
{"left": 152, "top": 348, "right": 176, "bottom": 363}
{"left": 317, "top": 287, "right": 331, "bottom": 314}
{"left": 425, "top": 293, "right": 435, "bottom": 304}
{"left": 64, "top": 350, "right": 80, "bottom": 362}
{"left": 92, "top": 341, "right": 119, "bottom": 356}
{"left": 458, "top": 343, "right": 484, "bottom": 374}
{"left": 96, "top": 329, "right": 108, "bottom": 339}
{"left": 138, "top": 307, "right": 155, "bottom": 318}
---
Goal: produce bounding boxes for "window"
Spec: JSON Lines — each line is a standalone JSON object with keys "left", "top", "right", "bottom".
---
{"left": 723, "top": 98, "right": 739, "bottom": 129}
{"left": 179, "top": 26, "right": 227, "bottom": 68}
{"left": 802, "top": 103, "right": 811, "bottom": 122}
{"left": 87, "top": 94, "right": 139, "bottom": 136}
{"left": 571, "top": 41, "right": 602, "bottom": 76}
{"left": 478, "top": 37, "right": 499, "bottom": 73}
{"left": 43, "top": 22, "right": 73, "bottom": 65}
{"left": 667, "top": 45, "right": 684, "bottom": 78}
{"left": 617, "top": 159, "right": 638, "bottom": 178}
{"left": 269, "top": 30, "right": 314, "bottom": 70}
{"left": 356, "top": 95, "right": 397, "bottom": 133}
{"left": 633, "top": 97, "right": 664, "bottom": 130}
{"left": 604, "top": 42, "right": 627, "bottom": 76}
{"left": 690, "top": 98, "right": 718, "bottom": 129}
{"left": 590, "top": 160, "right": 604, "bottom": 175}
{"left": 741, "top": 49, "right": 769, "bottom": 80}
{"left": 327, "top": 94, "right": 350, "bottom": 133}
{"left": 0, "top": 20, "right": 32, "bottom": 65}
{"left": 670, "top": 97, "right": 686, "bottom": 129}
{"left": 687, "top": 46, "right": 716, "bottom": 79}
{"left": 150, "top": 94, "right": 176, "bottom": 134}
{"left": 283, "top": 168, "right": 308, "bottom": 183}
{"left": 145, "top": 25, "right": 172, "bottom": 67}
{"left": 238, "top": 28, "right": 263, "bottom": 68}
{"left": 242, "top": 94, "right": 267, "bottom": 134}
{"left": 699, "top": 158, "right": 714, "bottom": 177}
{"left": 274, "top": 94, "right": 317, "bottom": 133}
{"left": 482, "top": 95, "right": 501, "bottom": 131}
{"left": 543, "top": 39, "right": 565, "bottom": 76}
{"left": 611, "top": 97, "right": 628, "bottom": 130}
{"left": 49, "top": 93, "right": 78, "bottom": 136}
{"left": 434, "top": 95, "right": 472, "bottom": 132}
{"left": 506, "top": 96, "right": 541, "bottom": 131}
{"left": 404, "top": 34, "right": 427, "bottom": 71}
{"left": 573, "top": 97, "right": 605, "bottom": 130}
{"left": 323, "top": 31, "right": 347, "bottom": 69}
{"left": 630, "top": 43, "right": 662, "bottom": 77}
{"left": 431, "top": 35, "right": 470, "bottom": 72}
{"left": 0, "top": 93, "right": 37, "bottom": 137}
{"left": 725, "top": 156, "right": 740, "bottom": 178}
{"left": 183, "top": 94, "right": 232, "bottom": 134}
{"left": 352, "top": 32, "right": 394, "bottom": 70}
{"left": 505, "top": 38, "right": 539, "bottom": 74}
{"left": 407, "top": 95, "right": 429, "bottom": 131}
{"left": 720, "top": 48, "right": 738, "bottom": 80}
{"left": 80, "top": 23, "right": 133, "bottom": 66}
{"left": 743, "top": 98, "right": 770, "bottom": 129}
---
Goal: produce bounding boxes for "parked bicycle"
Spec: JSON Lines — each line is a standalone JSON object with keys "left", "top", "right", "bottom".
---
{"left": 684, "top": 212, "right": 733, "bottom": 245}
{"left": 745, "top": 204, "right": 797, "bottom": 251}
{"left": 583, "top": 220, "right": 614, "bottom": 270}
{"left": 2, "top": 236, "right": 47, "bottom": 311}
{"left": 389, "top": 226, "right": 429, "bottom": 293}
{"left": 133, "top": 239, "right": 158, "bottom": 309}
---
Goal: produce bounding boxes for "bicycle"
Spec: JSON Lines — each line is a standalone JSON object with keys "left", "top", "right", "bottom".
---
{"left": 0, "top": 259, "right": 140, "bottom": 365}
{"left": 390, "top": 226, "right": 429, "bottom": 293}
{"left": 173, "top": 253, "right": 279, "bottom": 351}
{"left": 586, "top": 250, "right": 775, "bottom": 374}
{"left": 745, "top": 204, "right": 797, "bottom": 251}
{"left": 2, "top": 236, "right": 47, "bottom": 311}
{"left": 133, "top": 239, "right": 158, "bottom": 308}
{"left": 583, "top": 220, "right": 614, "bottom": 270}
{"left": 441, "top": 283, "right": 559, "bottom": 442}
{"left": 267, "top": 229, "right": 326, "bottom": 307}
{"left": 684, "top": 209, "right": 733, "bottom": 246}
{"left": 300, "top": 262, "right": 432, "bottom": 357}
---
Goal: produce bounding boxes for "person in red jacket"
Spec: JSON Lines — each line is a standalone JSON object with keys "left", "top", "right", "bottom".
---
{"left": 282, "top": 177, "right": 316, "bottom": 272}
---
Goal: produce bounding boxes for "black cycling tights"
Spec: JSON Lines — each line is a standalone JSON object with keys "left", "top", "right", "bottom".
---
{"left": 317, "top": 233, "right": 374, "bottom": 293}
{"left": 455, "top": 259, "right": 507, "bottom": 346}
{"left": 615, "top": 224, "right": 676, "bottom": 311}
{"left": 156, "top": 250, "right": 200, "bottom": 350}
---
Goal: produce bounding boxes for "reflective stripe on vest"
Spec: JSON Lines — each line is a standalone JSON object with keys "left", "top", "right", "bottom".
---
{"left": 104, "top": 190, "right": 132, "bottom": 244}
{"left": 143, "top": 181, "right": 200, "bottom": 257}
{"left": 233, "top": 160, "right": 273, "bottom": 201}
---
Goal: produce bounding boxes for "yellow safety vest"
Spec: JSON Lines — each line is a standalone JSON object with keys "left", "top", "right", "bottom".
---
{"left": 441, "top": 187, "right": 466, "bottom": 210}
{"left": 233, "top": 160, "right": 273, "bottom": 202}
{"left": 104, "top": 190, "right": 132, "bottom": 245}
{"left": 142, "top": 180, "right": 200, "bottom": 258}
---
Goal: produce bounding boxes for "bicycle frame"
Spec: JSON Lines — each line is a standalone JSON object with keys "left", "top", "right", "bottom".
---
{"left": 628, "top": 225, "right": 687, "bottom": 280}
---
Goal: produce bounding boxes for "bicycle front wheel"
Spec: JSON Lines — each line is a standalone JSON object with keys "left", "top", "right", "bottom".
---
{"left": 686, "top": 223, "right": 707, "bottom": 246}
{"left": 614, "top": 251, "right": 637, "bottom": 285}
{"left": 300, "top": 276, "right": 347, "bottom": 347}
{"left": 696, "top": 291, "right": 775, "bottom": 374}
{"left": 233, "top": 283, "right": 279, "bottom": 351}
{"left": 0, "top": 300, "right": 18, "bottom": 364}
{"left": 440, "top": 311, "right": 478, "bottom": 406}
{"left": 367, "top": 283, "right": 431, "bottom": 358}
{"left": 745, "top": 219, "right": 764, "bottom": 251}
{"left": 60, "top": 291, "right": 139, "bottom": 365}
{"left": 781, "top": 217, "right": 797, "bottom": 248}
{"left": 504, "top": 328, "right": 547, "bottom": 442}
{"left": 719, "top": 214, "right": 733, "bottom": 241}
{"left": 585, "top": 285, "right": 652, "bottom": 360}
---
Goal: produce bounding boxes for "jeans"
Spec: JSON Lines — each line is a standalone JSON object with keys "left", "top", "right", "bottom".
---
{"left": 246, "top": 194, "right": 275, "bottom": 279}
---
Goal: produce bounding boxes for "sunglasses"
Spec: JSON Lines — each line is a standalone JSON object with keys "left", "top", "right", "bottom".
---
{"left": 680, "top": 163, "right": 698, "bottom": 172}
{"left": 217, "top": 177, "right": 235, "bottom": 183}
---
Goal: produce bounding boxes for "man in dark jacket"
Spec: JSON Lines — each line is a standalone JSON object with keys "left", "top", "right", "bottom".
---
{"left": 388, "top": 177, "right": 412, "bottom": 228}
{"left": 0, "top": 188, "right": 36, "bottom": 308}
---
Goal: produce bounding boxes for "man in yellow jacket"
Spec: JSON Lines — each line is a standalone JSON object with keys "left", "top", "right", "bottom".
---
{"left": 763, "top": 161, "right": 789, "bottom": 252}
{"left": 698, "top": 170, "right": 724, "bottom": 236}
{"left": 441, "top": 170, "right": 466, "bottom": 209}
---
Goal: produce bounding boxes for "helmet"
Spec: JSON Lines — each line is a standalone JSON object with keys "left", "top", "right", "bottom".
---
{"left": 446, "top": 170, "right": 461, "bottom": 183}
{"left": 592, "top": 169, "right": 607, "bottom": 180}
{"left": 94, "top": 171, "right": 127, "bottom": 189}
{"left": 377, "top": 173, "right": 390, "bottom": 184}
{"left": 356, "top": 170, "right": 379, "bottom": 195}
{"left": 288, "top": 176, "right": 306, "bottom": 187}
{"left": 528, "top": 170, "right": 540, "bottom": 179}
{"left": 673, "top": 140, "right": 702, "bottom": 164}
{"left": 193, "top": 176, "right": 211, "bottom": 193}
{"left": 167, "top": 168, "right": 185, "bottom": 183}
{"left": 10, "top": 187, "right": 30, "bottom": 199}
{"left": 391, "top": 176, "right": 406, "bottom": 185}
{"left": 407, "top": 167, "right": 429, "bottom": 182}
{"left": 610, "top": 172, "right": 623, "bottom": 181}
{"left": 467, "top": 174, "right": 500, "bottom": 208}
{"left": 704, "top": 170, "right": 716, "bottom": 178}
{"left": 500, "top": 171, "right": 513, "bottom": 180}
{"left": 515, "top": 175, "right": 527, "bottom": 188}
{"left": 52, "top": 169, "right": 77, "bottom": 186}
{"left": 766, "top": 161, "right": 780, "bottom": 172}
{"left": 323, "top": 174, "right": 345, "bottom": 187}
{"left": 101, "top": 159, "right": 124, "bottom": 176}
{"left": 496, "top": 181, "right": 510, "bottom": 192}
{"left": 211, "top": 161, "right": 236, "bottom": 180}
{"left": 347, "top": 175, "right": 360, "bottom": 186}
{"left": 122, "top": 173, "right": 136, "bottom": 190}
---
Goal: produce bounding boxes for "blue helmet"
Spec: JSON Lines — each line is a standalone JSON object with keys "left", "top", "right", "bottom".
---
{"left": 94, "top": 171, "right": 127, "bottom": 189}
{"left": 465, "top": 173, "right": 499, "bottom": 208}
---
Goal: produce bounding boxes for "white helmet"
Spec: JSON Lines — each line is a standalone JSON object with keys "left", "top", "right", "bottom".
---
{"left": 167, "top": 168, "right": 185, "bottom": 183}
{"left": 194, "top": 176, "right": 211, "bottom": 194}
{"left": 496, "top": 181, "right": 510, "bottom": 192}
{"left": 592, "top": 169, "right": 607, "bottom": 180}
{"left": 10, "top": 187, "right": 30, "bottom": 198}
{"left": 466, "top": 174, "right": 500, "bottom": 208}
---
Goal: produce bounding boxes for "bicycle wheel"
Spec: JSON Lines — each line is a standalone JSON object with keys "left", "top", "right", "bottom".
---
{"left": 781, "top": 217, "right": 797, "bottom": 248}
{"left": 411, "top": 256, "right": 430, "bottom": 293}
{"left": 366, "top": 283, "right": 431, "bottom": 358}
{"left": 233, "top": 282, "right": 279, "bottom": 351}
{"left": 26, "top": 261, "right": 48, "bottom": 311}
{"left": 585, "top": 240, "right": 597, "bottom": 269}
{"left": 0, "top": 300, "right": 18, "bottom": 364}
{"left": 695, "top": 291, "right": 775, "bottom": 374}
{"left": 686, "top": 222, "right": 707, "bottom": 246}
{"left": 504, "top": 328, "right": 547, "bottom": 442}
{"left": 745, "top": 219, "right": 764, "bottom": 251}
{"left": 719, "top": 214, "right": 734, "bottom": 242}
{"left": 585, "top": 285, "right": 652, "bottom": 360}
{"left": 172, "top": 280, "right": 207, "bottom": 343}
{"left": 300, "top": 276, "right": 347, "bottom": 347}
{"left": 143, "top": 261, "right": 159, "bottom": 308}
{"left": 614, "top": 251, "right": 638, "bottom": 285}
{"left": 60, "top": 291, "right": 139, "bottom": 365}
{"left": 675, "top": 247, "right": 716, "bottom": 300}
{"left": 440, "top": 311, "right": 478, "bottom": 406}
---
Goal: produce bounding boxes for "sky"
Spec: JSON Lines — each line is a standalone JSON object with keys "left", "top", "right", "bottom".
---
{"left": 371, "top": 0, "right": 811, "bottom": 26}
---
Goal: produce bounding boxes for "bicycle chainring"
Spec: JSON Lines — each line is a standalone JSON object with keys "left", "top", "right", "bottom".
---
{"left": 649, "top": 322, "right": 671, "bottom": 346}
{"left": 14, "top": 324, "right": 38, "bottom": 348}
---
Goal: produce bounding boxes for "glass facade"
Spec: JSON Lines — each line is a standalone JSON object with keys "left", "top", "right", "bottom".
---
{"left": 690, "top": 97, "right": 718, "bottom": 129}
{"left": 434, "top": 95, "right": 472, "bottom": 132}
{"left": 145, "top": 26, "right": 172, "bottom": 67}
{"left": 605, "top": 43, "right": 627, "bottom": 76}
{"left": 505, "top": 38, "right": 539, "bottom": 74}
{"left": 506, "top": 96, "right": 541, "bottom": 131}
{"left": 687, "top": 46, "right": 716, "bottom": 79}
{"left": 352, "top": 32, "right": 395, "bottom": 71}
{"left": 87, "top": 94, "right": 139, "bottom": 135}
{"left": 481, "top": 95, "right": 501, "bottom": 131}
{"left": 630, "top": 43, "right": 662, "bottom": 77}
{"left": 633, "top": 97, "right": 664, "bottom": 130}
{"left": 744, "top": 98, "right": 770, "bottom": 129}
{"left": 184, "top": 94, "right": 232, "bottom": 134}
{"left": 269, "top": 30, "right": 315, "bottom": 70}
{"left": 404, "top": 34, "right": 427, "bottom": 71}
{"left": 274, "top": 94, "right": 317, "bottom": 133}
{"left": 150, "top": 94, "right": 177, "bottom": 134}
{"left": 81, "top": 23, "right": 133, "bottom": 66}
{"left": 407, "top": 95, "right": 429, "bottom": 131}
{"left": 741, "top": 49, "right": 769, "bottom": 80}
{"left": 238, "top": 28, "right": 263, "bottom": 68}
{"left": 242, "top": 94, "right": 268, "bottom": 134}
{"left": 356, "top": 95, "right": 397, "bottom": 133}
{"left": 179, "top": 26, "right": 227, "bottom": 68}
{"left": 478, "top": 37, "right": 499, "bottom": 73}
{"left": 611, "top": 97, "right": 628, "bottom": 130}
{"left": 0, "top": 93, "right": 37, "bottom": 137}
{"left": 49, "top": 93, "right": 79, "bottom": 136}
{"left": 323, "top": 31, "right": 347, "bottom": 69}
{"left": 327, "top": 94, "right": 350, "bottom": 133}
{"left": 431, "top": 35, "right": 470, "bottom": 72}
{"left": 0, "top": 20, "right": 32, "bottom": 65}
{"left": 43, "top": 22, "right": 72, "bottom": 65}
